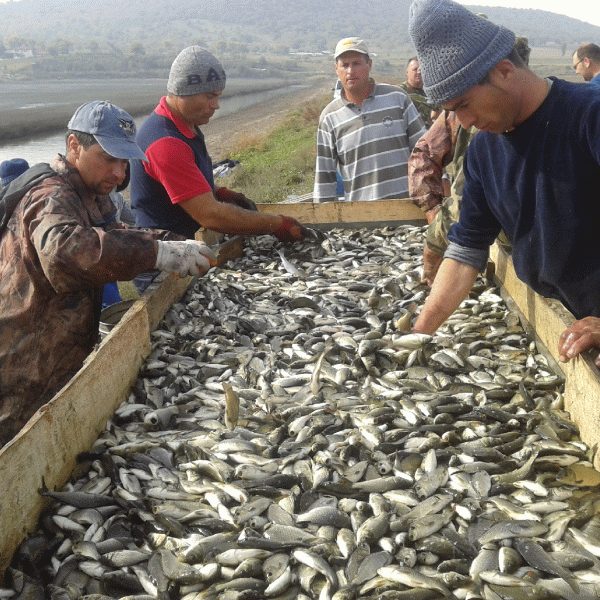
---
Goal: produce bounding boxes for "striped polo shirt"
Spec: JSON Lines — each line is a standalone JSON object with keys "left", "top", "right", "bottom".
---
{"left": 313, "top": 82, "right": 426, "bottom": 203}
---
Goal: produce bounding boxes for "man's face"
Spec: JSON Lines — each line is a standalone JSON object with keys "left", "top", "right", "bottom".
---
{"left": 572, "top": 52, "right": 591, "bottom": 81}
{"left": 443, "top": 80, "right": 519, "bottom": 134}
{"left": 177, "top": 91, "right": 222, "bottom": 127}
{"left": 406, "top": 59, "right": 423, "bottom": 88}
{"left": 335, "top": 52, "right": 372, "bottom": 94}
{"left": 68, "top": 136, "right": 128, "bottom": 196}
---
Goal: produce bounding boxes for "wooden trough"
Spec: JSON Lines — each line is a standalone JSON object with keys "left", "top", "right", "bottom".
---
{"left": 1, "top": 198, "right": 598, "bottom": 580}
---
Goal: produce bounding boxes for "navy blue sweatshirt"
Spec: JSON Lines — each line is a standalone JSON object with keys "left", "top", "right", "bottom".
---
{"left": 449, "top": 78, "right": 600, "bottom": 318}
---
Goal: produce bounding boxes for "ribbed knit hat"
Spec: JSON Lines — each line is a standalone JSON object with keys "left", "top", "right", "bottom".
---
{"left": 408, "top": 0, "right": 515, "bottom": 104}
{"left": 167, "top": 46, "right": 226, "bottom": 96}
{"left": 0, "top": 158, "right": 29, "bottom": 187}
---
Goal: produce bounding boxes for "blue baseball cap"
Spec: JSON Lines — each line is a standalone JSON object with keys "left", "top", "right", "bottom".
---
{"left": 67, "top": 101, "right": 147, "bottom": 161}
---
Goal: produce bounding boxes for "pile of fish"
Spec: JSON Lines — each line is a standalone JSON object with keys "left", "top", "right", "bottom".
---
{"left": 6, "top": 225, "right": 600, "bottom": 600}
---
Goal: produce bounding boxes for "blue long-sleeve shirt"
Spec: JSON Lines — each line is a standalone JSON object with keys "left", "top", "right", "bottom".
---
{"left": 447, "top": 77, "right": 600, "bottom": 319}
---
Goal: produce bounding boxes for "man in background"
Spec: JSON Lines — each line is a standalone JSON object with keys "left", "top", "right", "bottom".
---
{"left": 401, "top": 56, "right": 440, "bottom": 127}
{"left": 313, "top": 37, "right": 426, "bottom": 203}
{"left": 0, "top": 158, "right": 29, "bottom": 188}
{"left": 573, "top": 43, "right": 600, "bottom": 86}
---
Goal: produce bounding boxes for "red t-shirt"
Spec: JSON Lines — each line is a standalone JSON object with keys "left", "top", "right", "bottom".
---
{"left": 143, "top": 97, "right": 212, "bottom": 204}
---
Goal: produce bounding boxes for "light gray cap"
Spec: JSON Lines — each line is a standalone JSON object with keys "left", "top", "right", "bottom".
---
{"left": 167, "top": 46, "right": 226, "bottom": 96}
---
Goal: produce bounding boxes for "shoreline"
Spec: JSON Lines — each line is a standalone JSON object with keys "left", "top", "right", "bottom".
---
{"left": 0, "top": 78, "right": 332, "bottom": 162}
{"left": 0, "top": 77, "right": 308, "bottom": 144}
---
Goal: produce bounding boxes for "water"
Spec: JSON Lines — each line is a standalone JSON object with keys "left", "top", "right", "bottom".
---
{"left": 0, "top": 84, "right": 300, "bottom": 165}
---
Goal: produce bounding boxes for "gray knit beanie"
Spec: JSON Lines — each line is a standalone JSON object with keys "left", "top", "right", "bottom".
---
{"left": 167, "top": 46, "right": 226, "bottom": 96}
{"left": 408, "top": 0, "right": 515, "bottom": 104}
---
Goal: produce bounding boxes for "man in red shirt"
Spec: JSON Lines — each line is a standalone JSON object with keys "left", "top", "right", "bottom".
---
{"left": 130, "top": 46, "right": 306, "bottom": 290}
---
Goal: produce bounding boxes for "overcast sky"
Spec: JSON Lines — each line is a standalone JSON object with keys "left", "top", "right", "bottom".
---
{"left": 459, "top": 0, "right": 600, "bottom": 27}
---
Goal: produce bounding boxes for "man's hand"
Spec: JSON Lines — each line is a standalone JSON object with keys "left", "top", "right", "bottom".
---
{"left": 558, "top": 317, "right": 600, "bottom": 367}
{"left": 274, "top": 215, "right": 304, "bottom": 242}
{"left": 214, "top": 187, "right": 258, "bottom": 211}
{"left": 421, "top": 245, "right": 444, "bottom": 286}
{"left": 154, "top": 240, "right": 217, "bottom": 277}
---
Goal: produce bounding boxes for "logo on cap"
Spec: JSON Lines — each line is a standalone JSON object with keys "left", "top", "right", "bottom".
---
{"left": 117, "top": 117, "right": 135, "bottom": 136}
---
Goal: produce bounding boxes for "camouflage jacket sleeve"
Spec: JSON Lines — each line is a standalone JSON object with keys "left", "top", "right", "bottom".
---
{"left": 26, "top": 170, "right": 181, "bottom": 294}
{"left": 408, "top": 110, "right": 461, "bottom": 214}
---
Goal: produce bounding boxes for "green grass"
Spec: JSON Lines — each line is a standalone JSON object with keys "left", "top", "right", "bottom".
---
{"left": 218, "top": 94, "right": 330, "bottom": 203}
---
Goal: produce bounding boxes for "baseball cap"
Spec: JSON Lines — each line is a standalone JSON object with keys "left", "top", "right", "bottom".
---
{"left": 67, "top": 101, "right": 147, "bottom": 161}
{"left": 334, "top": 37, "right": 369, "bottom": 60}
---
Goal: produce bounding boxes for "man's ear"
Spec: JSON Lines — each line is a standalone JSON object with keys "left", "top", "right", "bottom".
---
{"left": 66, "top": 134, "right": 81, "bottom": 159}
{"left": 492, "top": 59, "right": 516, "bottom": 83}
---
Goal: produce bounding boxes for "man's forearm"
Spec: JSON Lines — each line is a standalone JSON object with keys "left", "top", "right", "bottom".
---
{"left": 179, "top": 192, "right": 281, "bottom": 235}
{"left": 412, "top": 258, "right": 479, "bottom": 334}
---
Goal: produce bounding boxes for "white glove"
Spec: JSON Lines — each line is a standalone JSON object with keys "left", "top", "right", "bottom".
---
{"left": 154, "top": 240, "right": 216, "bottom": 277}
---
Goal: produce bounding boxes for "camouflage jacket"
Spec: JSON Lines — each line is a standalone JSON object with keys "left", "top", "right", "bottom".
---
{"left": 400, "top": 82, "right": 440, "bottom": 129}
{"left": 425, "top": 119, "right": 480, "bottom": 255}
{"left": 408, "top": 109, "right": 463, "bottom": 215}
{"left": 0, "top": 155, "right": 180, "bottom": 445}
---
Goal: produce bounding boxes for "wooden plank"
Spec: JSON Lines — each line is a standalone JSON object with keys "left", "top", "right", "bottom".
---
{"left": 0, "top": 232, "right": 246, "bottom": 579}
{"left": 0, "top": 278, "right": 190, "bottom": 580}
{"left": 490, "top": 242, "right": 600, "bottom": 469}
{"left": 257, "top": 198, "right": 427, "bottom": 228}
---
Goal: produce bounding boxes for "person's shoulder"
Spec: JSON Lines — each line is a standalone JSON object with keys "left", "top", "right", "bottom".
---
{"left": 549, "top": 77, "right": 600, "bottom": 113}
{"left": 375, "top": 82, "right": 405, "bottom": 94}
{"left": 374, "top": 83, "right": 411, "bottom": 101}
{"left": 319, "top": 97, "right": 346, "bottom": 119}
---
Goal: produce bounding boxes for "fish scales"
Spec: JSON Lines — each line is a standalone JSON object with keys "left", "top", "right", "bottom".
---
{"left": 7, "top": 225, "right": 599, "bottom": 600}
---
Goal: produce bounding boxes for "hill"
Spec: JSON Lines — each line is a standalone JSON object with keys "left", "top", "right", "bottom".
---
{"left": 0, "top": 0, "right": 598, "bottom": 80}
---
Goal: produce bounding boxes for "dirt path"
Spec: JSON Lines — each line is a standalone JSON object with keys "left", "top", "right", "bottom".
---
{"left": 202, "top": 80, "right": 331, "bottom": 160}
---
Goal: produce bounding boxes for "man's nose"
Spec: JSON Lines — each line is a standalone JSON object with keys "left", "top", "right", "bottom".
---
{"left": 114, "top": 161, "right": 128, "bottom": 180}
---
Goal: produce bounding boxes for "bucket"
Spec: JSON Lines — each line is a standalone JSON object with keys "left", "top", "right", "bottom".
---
{"left": 99, "top": 299, "right": 137, "bottom": 339}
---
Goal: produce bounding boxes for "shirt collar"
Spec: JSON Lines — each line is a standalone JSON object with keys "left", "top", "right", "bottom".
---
{"left": 341, "top": 78, "right": 376, "bottom": 106}
{"left": 157, "top": 96, "right": 198, "bottom": 139}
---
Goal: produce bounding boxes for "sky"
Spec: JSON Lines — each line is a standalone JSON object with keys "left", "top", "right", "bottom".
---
{"left": 458, "top": 0, "right": 600, "bottom": 27}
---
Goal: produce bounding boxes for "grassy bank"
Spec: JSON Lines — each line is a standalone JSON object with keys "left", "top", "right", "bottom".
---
{"left": 216, "top": 92, "right": 330, "bottom": 203}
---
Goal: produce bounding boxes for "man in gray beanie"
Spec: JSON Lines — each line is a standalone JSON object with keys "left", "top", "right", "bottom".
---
{"left": 407, "top": 0, "right": 600, "bottom": 367}
{"left": 130, "top": 46, "right": 307, "bottom": 290}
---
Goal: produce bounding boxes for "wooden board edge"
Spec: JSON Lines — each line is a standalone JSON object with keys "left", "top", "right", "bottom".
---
{"left": 0, "top": 273, "right": 194, "bottom": 581}
{"left": 257, "top": 198, "right": 427, "bottom": 226}
{"left": 489, "top": 242, "right": 600, "bottom": 469}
